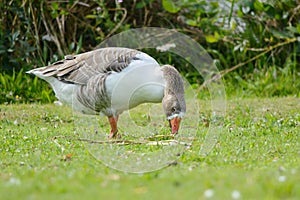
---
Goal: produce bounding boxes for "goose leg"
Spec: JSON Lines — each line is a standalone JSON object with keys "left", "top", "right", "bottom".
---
{"left": 108, "top": 115, "right": 120, "bottom": 138}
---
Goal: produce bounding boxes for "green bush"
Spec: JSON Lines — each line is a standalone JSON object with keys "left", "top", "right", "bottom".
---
{"left": 0, "top": 70, "right": 55, "bottom": 103}
{"left": 0, "top": 0, "right": 299, "bottom": 103}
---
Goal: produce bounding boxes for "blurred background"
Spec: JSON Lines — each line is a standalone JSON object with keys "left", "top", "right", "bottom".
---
{"left": 0, "top": 0, "right": 299, "bottom": 103}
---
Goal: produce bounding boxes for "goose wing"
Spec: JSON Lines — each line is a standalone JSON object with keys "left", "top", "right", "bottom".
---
{"left": 31, "top": 47, "right": 140, "bottom": 85}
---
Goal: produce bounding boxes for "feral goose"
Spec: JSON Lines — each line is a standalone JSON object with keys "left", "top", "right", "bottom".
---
{"left": 27, "top": 47, "right": 186, "bottom": 138}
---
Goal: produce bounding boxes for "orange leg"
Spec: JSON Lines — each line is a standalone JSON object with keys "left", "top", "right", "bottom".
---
{"left": 108, "top": 115, "right": 120, "bottom": 138}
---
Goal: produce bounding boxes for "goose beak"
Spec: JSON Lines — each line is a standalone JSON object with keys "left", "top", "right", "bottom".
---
{"left": 169, "top": 117, "right": 181, "bottom": 134}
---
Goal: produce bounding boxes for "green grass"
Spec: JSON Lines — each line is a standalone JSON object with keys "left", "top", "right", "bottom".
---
{"left": 0, "top": 98, "right": 299, "bottom": 199}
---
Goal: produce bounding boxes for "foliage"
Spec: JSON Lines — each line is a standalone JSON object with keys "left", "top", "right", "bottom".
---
{"left": 0, "top": 0, "right": 300, "bottom": 103}
{"left": 225, "top": 56, "right": 300, "bottom": 97}
{"left": 0, "top": 70, "right": 55, "bottom": 103}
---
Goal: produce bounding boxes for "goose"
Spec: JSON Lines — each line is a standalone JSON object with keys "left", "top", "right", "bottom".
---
{"left": 27, "top": 47, "right": 186, "bottom": 138}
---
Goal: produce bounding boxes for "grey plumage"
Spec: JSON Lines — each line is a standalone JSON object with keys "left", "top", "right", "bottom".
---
{"left": 33, "top": 47, "right": 139, "bottom": 85}
{"left": 27, "top": 47, "right": 141, "bottom": 115}
{"left": 161, "top": 65, "right": 186, "bottom": 118}
{"left": 27, "top": 47, "right": 186, "bottom": 137}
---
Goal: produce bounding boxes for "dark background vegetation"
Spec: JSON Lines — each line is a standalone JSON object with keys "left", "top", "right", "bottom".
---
{"left": 0, "top": 0, "right": 299, "bottom": 103}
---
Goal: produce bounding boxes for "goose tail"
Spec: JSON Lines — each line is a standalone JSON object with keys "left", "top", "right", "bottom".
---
{"left": 26, "top": 66, "right": 49, "bottom": 80}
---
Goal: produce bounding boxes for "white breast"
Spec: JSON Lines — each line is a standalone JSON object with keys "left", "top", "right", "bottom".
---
{"left": 105, "top": 53, "right": 165, "bottom": 114}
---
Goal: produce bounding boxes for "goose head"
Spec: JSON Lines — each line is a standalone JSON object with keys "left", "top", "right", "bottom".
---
{"left": 161, "top": 65, "right": 186, "bottom": 134}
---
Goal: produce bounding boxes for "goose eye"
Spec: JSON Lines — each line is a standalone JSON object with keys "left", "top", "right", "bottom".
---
{"left": 171, "top": 107, "right": 176, "bottom": 112}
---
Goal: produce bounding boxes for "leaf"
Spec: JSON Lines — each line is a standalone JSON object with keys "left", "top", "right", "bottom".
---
{"left": 253, "top": 0, "right": 264, "bottom": 11}
{"left": 12, "top": 31, "right": 20, "bottom": 41}
{"left": 85, "top": 15, "right": 97, "bottom": 19}
{"left": 233, "top": 43, "right": 242, "bottom": 52}
{"left": 136, "top": 2, "right": 146, "bottom": 9}
{"left": 136, "top": 0, "right": 153, "bottom": 9}
{"left": 60, "top": 10, "right": 70, "bottom": 16}
{"left": 76, "top": 35, "right": 83, "bottom": 54}
{"left": 297, "top": 24, "right": 300, "bottom": 34}
{"left": 185, "top": 19, "right": 198, "bottom": 27}
{"left": 162, "top": 0, "right": 181, "bottom": 13}
{"left": 205, "top": 35, "right": 217, "bottom": 43}
{"left": 286, "top": 26, "right": 299, "bottom": 35}
{"left": 51, "top": 2, "right": 59, "bottom": 11}
{"left": 237, "top": 9, "right": 244, "bottom": 17}
{"left": 205, "top": 32, "right": 220, "bottom": 43}
{"left": 0, "top": 74, "right": 7, "bottom": 90}
{"left": 270, "top": 29, "right": 293, "bottom": 39}
{"left": 230, "top": 19, "right": 237, "bottom": 31}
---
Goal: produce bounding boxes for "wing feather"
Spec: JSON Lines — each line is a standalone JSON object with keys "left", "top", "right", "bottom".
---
{"left": 30, "top": 47, "right": 140, "bottom": 85}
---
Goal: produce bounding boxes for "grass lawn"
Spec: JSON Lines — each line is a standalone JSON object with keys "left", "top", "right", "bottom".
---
{"left": 0, "top": 97, "right": 299, "bottom": 199}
